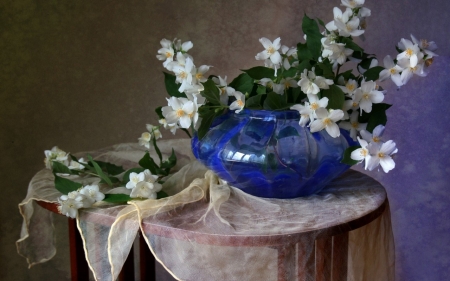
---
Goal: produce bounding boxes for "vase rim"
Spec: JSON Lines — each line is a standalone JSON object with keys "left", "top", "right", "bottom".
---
{"left": 234, "top": 109, "right": 300, "bottom": 119}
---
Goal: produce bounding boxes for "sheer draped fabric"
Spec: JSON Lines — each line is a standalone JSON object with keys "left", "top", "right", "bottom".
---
{"left": 17, "top": 139, "right": 394, "bottom": 281}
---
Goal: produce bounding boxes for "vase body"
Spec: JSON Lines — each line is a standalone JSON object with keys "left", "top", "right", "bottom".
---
{"left": 191, "top": 109, "right": 356, "bottom": 198}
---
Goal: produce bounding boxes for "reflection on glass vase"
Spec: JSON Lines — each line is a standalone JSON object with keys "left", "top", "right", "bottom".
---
{"left": 191, "top": 109, "right": 357, "bottom": 199}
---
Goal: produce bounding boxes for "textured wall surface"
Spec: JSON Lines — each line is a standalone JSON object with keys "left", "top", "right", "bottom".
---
{"left": 1, "top": 0, "right": 449, "bottom": 280}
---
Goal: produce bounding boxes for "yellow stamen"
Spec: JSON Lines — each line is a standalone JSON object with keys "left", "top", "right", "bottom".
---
{"left": 165, "top": 52, "right": 172, "bottom": 58}
{"left": 363, "top": 93, "right": 370, "bottom": 100}
{"left": 237, "top": 100, "right": 244, "bottom": 107}
{"left": 378, "top": 152, "right": 385, "bottom": 158}
{"left": 176, "top": 109, "right": 184, "bottom": 117}
{"left": 179, "top": 72, "right": 187, "bottom": 79}
{"left": 421, "top": 39, "right": 430, "bottom": 48}
{"left": 360, "top": 149, "right": 367, "bottom": 157}
{"left": 323, "top": 118, "right": 332, "bottom": 126}
{"left": 352, "top": 102, "right": 358, "bottom": 108}
{"left": 310, "top": 103, "right": 319, "bottom": 110}
{"left": 351, "top": 122, "right": 358, "bottom": 128}
{"left": 267, "top": 46, "right": 275, "bottom": 55}
{"left": 373, "top": 136, "right": 380, "bottom": 142}
{"left": 390, "top": 68, "right": 396, "bottom": 74}
{"left": 346, "top": 84, "right": 355, "bottom": 91}
{"left": 196, "top": 73, "right": 203, "bottom": 80}
{"left": 406, "top": 48, "right": 414, "bottom": 57}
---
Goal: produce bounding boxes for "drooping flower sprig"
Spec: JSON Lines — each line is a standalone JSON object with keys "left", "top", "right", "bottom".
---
{"left": 45, "top": 124, "right": 177, "bottom": 218}
{"left": 153, "top": 0, "right": 437, "bottom": 174}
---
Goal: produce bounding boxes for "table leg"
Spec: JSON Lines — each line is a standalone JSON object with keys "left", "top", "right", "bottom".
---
{"left": 297, "top": 240, "right": 315, "bottom": 281}
{"left": 315, "top": 237, "right": 332, "bottom": 281}
{"left": 68, "top": 218, "right": 89, "bottom": 281}
{"left": 276, "top": 244, "right": 296, "bottom": 281}
{"left": 139, "top": 231, "right": 156, "bottom": 281}
{"left": 118, "top": 245, "right": 135, "bottom": 281}
{"left": 331, "top": 233, "right": 348, "bottom": 281}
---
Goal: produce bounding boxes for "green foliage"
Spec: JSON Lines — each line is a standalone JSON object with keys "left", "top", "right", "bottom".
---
{"left": 341, "top": 146, "right": 361, "bottom": 166}
{"left": 94, "top": 161, "right": 125, "bottom": 176}
{"left": 155, "top": 106, "right": 164, "bottom": 119}
{"left": 340, "top": 37, "right": 363, "bottom": 54}
{"left": 138, "top": 152, "right": 159, "bottom": 174}
{"left": 364, "top": 103, "right": 392, "bottom": 132}
{"left": 197, "top": 108, "right": 225, "bottom": 140}
{"left": 201, "top": 79, "right": 221, "bottom": 105}
{"left": 302, "top": 14, "right": 322, "bottom": 60}
{"left": 229, "top": 73, "right": 254, "bottom": 95}
{"left": 256, "top": 85, "right": 266, "bottom": 95}
{"left": 103, "top": 194, "right": 132, "bottom": 203}
{"left": 164, "top": 72, "right": 186, "bottom": 98}
{"left": 263, "top": 92, "right": 289, "bottom": 110}
{"left": 322, "top": 85, "right": 345, "bottom": 110}
{"left": 87, "top": 155, "right": 113, "bottom": 186}
{"left": 246, "top": 94, "right": 263, "bottom": 109}
{"left": 363, "top": 66, "right": 385, "bottom": 81}
{"left": 54, "top": 175, "right": 82, "bottom": 195}
{"left": 297, "top": 43, "right": 312, "bottom": 61}
{"left": 52, "top": 161, "right": 75, "bottom": 175}
{"left": 243, "top": 66, "right": 275, "bottom": 80}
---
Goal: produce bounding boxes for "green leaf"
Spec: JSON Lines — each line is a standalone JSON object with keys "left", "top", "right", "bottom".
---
{"left": 152, "top": 136, "right": 163, "bottom": 163}
{"left": 229, "top": 73, "right": 254, "bottom": 95}
{"left": 363, "top": 66, "right": 385, "bottom": 81}
{"left": 201, "top": 79, "right": 221, "bottom": 105}
{"left": 256, "top": 85, "right": 266, "bottom": 95}
{"left": 277, "top": 126, "right": 300, "bottom": 139}
{"left": 243, "top": 66, "right": 275, "bottom": 80}
{"left": 103, "top": 194, "right": 132, "bottom": 203}
{"left": 122, "top": 167, "right": 145, "bottom": 184}
{"left": 54, "top": 174, "right": 82, "bottom": 195}
{"left": 263, "top": 92, "right": 288, "bottom": 110}
{"left": 341, "top": 146, "right": 360, "bottom": 166}
{"left": 95, "top": 161, "right": 125, "bottom": 176}
{"left": 160, "top": 149, "right": 177, "bottom": 172}
{"left": 302, "top": 14, "right": 322, "bottom": 60}
{"left": 317, "top": 18, "right": 326, "bottom": 28}
{"left": 338, "top": 69, "right": 356, "bottom": 81}
{"left": 138, "top": 152, "right": 159, "bottom": 174}
{"left": 163, "top": 72, "right": 186, "bottom": 98}
{"left": 155, "top": 106, "right": 164, "bottom": 119}
{"left": 290, "top": 87, "right": 306, "bottom": 104}
{"left": 87, "top": 155, "right": 113, "bottom": 186}
{"left": 317, "top": 62, "right": 334, "bottom": 80}
{"left": 157, "top": 190, "right": 169, "bottom": 199}
{"left": 297, "top": 43, "right": 312, "bottom": 61}
{"left": 197, "top": 109, "right": 224, "bottom": 140}
{"left": 365, "top": 103, "right": 392, "bottom": 132}
{"left": 246, "top": 94, "right": 263, "bottom": 109}
{"left": 52, "top": 161, "right": 74, "bottom": 175}
{"left": 340, "top": 37, "right": 363, "bottom": 53}
{"left": 322, "top": 85, "right": 345, "bottom": 110}
{"left": 296, "top": 59, "right": 311, "bottom": 74}
{"left": 281, "top": 67, "right": 298, "bottom": 78}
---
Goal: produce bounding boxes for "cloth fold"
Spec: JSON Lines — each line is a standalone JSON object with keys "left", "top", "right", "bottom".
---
{"left": 17, "top": 140, "right": 395, "bottom": 281}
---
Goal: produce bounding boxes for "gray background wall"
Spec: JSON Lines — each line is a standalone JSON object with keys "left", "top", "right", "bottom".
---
{"left": 1, "top": 0, "right": 449, "bottom": 280}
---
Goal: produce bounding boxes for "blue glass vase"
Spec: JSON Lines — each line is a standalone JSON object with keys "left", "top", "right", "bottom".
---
{"left": 191, "top": 109, "right": 356, "bottom": 198}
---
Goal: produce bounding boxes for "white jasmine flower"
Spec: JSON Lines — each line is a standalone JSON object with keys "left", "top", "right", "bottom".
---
{"left": 397, "top": 59, "right": 427, "bottom": 85}
{"left": 68, "top": 158, "right": 86, "bottom": 170}
{"left": 338, "top": 111, "right": 367, "bottom": 140}
{"left": 343, "top": 94, "right": 361, "bottom": 113}
{"left": 314, "top": 76, "right": 334, "bottom": 90}
{"left": 397, "top": 38, "right": 423, "bottom": 68}
{"left": 173, "top": 39, "right": 193, "bottom": 53}
{"left": 298, "top": 69, "right": 320, "bottom": 95}
{"left": 290, "top": 103, "right": 312, "bottom": 127}
{"left": 79, "top": 184, "right": 105, "bottom": 205}
{"left": 185, "top": 93, "right": 205, "bottom": 129}
{"left": 172, "top": 57, "right": 194, "bottom": 92}
{"left": 326, "top": 7, "right": 352, "bottom": 32}
{"left": 156, "top": 38, "right": 175, "bottom": 68}
{"left": 146, "top": 124, "right": 162, "bottom": 140}
{"left": 44, "top": 146, "right": 69, "bottom": 169}
{"left": 138, "top": 132, "right": 152, "bottom": 149}
{"left": 130, "top": 170, "right": 162, "bottom": 199}
{"left": 307, "top": 95, "right": 329, "bottom": 123}
{"left": 273, "top": 78, "right": 299, "bottom": 95}
{"left": 280, "top": 45, "right": 297, "bottom": 70}
{"left": 354, "top": 81, "right": 384, "bottom": 114}
{"left": 338, "top": 79, "right": 358, "bottom": 96}
{"left": 212, "top": 76, "right": 235, "bottom": 105}
{"left": 159, "top": 118, "right": 178, "bottom": 135}
{"left": 350, "top": 137, "right": 370, "bottom": 165}
{"left": 192, "top": 65, "right": 211, "bottom": 84}
{"left": 183, "top": 83, "right": 205, "bottom": 95}
{"left": 162, "top": 97, "right": 196, "bottom": 129}
{"left": 310, "top": 108, "right": 344, "bottom": 138}
{"left": 322, "top": 41, "right": 353, "bottom": 69}
{"left": 366, "top": 140, "right": 398, "bottom": 173}
{"left": 259, "top": 78, "right": 274, "bottom": 90}
{"left": 255, "top": 37, "right": 282, "bottom": 74}
{"left": 360, "top": 124, "right": 385, "bottom": 143}
{"left": 229, "top": 91, "right": 245, "bottom": 113}
{"left": 126, "top": 171, "right": 146, "bottom": 189}
{"left": 410, "top": 34, "right": 438, "bottom": 58}
{"left": 379, "top": 55, "right": 404, "bottom": 87}
{"left": 58, "top": 191, "right": 84, "bottom": 218}
{"left": 341, "top": 0, "right": 365, "bottom": 9}
{"left": 130, "top": 182, "right": 158, "bottom": 199}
